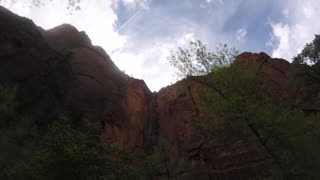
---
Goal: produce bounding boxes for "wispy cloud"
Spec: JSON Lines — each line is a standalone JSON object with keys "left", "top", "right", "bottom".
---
{"left": 116, "top": 0, "right": 153, "bottom": 33}
{"left": 235, "top": 27, "right": 247, "bottom": 41}
{"left": 282, "top": 8, "right": 289, "bottom": 18}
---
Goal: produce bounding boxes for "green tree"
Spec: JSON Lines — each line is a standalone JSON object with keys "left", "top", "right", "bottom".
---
{"left": 3, "top": 117, "right": 138, "bottom": 180}
{"left": 198, "top": 64, "right": 320, "bottom": 179}
{"left": 140, "top": 137, "right": 188, "bottom": 180}
{"left": 293, "top": 35, "right": 320, "bottom": 65}
{"left": 140, "top": 139, "right": 170, "bottom": 179}
{"left": 168, "top": 41, "right": 320, "bottom": 178}
{"left": 0, "top": 84, "right": 41, "bottom": 179}
{"left": 167, "top": 40, "right": 238, "bottom": 78}
{"left": 0, "top": 84, "right": 17, "bottom": 124}
{"left": 292, "top": 34, "right": 320, "bottom": 85}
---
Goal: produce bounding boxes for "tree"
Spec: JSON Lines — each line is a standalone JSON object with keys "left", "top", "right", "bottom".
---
{"left": 140, "top": 137, "right": 188, "bottom": 179}
{"left": 168, "top": 41, "right": 320, "bottom": 178}
{"left": 293, "top": 35, "right": 320, "bottom": 65}
{"left": 198, "top": 64, "right": 320, "bottom": 179}
{"left": 292, "top": 34, "right": 320, "bottom": 85}
{"left": 0, "top": 84, "right": 17, "bottom": 123}
{"left": 167, "top": 40, "right": 238, "bottom": 78}
{"left": 3, "top": 117, "right": 138, "bottom": 180}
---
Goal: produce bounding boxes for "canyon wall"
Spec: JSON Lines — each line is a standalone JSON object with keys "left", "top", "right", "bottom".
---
{"left": 1, "top": 6, "right": 320, "bottom": 179}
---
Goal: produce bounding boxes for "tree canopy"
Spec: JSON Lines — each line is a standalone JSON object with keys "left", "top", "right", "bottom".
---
{"left": 293, "top": 35, "right": 320, "bottom": 65}
{"left": 167, "top": 40, "right": 238, "bottom": 78}
{"left": 199, "top": 64, "right": 320, "bottom": 179}
{"left": 292, "top": 35, "right": 320, "bottom": 85}
{"left": 168, "top": 40, "right": 320, "bottom": 179}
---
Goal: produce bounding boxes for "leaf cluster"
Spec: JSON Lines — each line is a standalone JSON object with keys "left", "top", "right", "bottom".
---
{"left": 168, "top": 40, "right": 238, "bottom": 79}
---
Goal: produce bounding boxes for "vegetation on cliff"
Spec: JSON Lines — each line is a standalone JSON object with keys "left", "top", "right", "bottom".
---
{"left": 168, "top": 39, "right": 320, "bottom": 179}
{"left": 293, "top": 34, "right": 320, "bottom": 85}
{"left": 1, "top": 3, "right": 320, "bottom": 178}
{"left": 167, "top": 40, "right": 238, "bottom": 78}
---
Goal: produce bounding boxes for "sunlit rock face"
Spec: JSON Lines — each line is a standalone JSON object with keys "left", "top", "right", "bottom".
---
{"left": 40, "top": 17, "right": 159, "bottom": 155}
{"left": 155, "top": 75, "right": 272, "bottom": 179}
{"left": 1, "top": 5, "right": 320, "bottom": 179}
{"left": 156, "top": 80, "right": 204, "bottom": 159}
{"left": 154, "top": 52, "right": 320, "bottom": 178}
{"left": 40, "top": 13, "right": 155, "bottom": 154}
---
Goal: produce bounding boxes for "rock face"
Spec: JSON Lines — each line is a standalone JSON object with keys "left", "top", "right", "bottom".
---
{"left": 236, "top": 52, "right": 320, "bottom": 110}
{"left": 1, "top": 6, "right": 319, "bottom": 179}
{"left": 40, "top": 16, "right": 158, "bottom": 155}
{"left": 0, "top": 6, "right": 153, "bottom": 155}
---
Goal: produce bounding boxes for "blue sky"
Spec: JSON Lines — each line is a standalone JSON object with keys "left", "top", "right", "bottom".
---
{"left": 2, "top": 0, "right": 320, "bottom": 91}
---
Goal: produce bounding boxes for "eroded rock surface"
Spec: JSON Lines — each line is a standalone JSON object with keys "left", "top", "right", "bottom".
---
{"left": 1, "top": 6, "right": 319, "bottom": 179}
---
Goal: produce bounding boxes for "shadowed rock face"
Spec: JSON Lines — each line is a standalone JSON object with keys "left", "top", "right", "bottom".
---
{"left": 0, "top": 6, "right": 154, "bottom": 155}
{"left": 235, "top": 52, "right": 320, "bottom": 110}
{"left": 1, "top": 6, "right": 319, "bottom": 179}
{"left": 41, "top": 18, "right": 159, "bottom": 155}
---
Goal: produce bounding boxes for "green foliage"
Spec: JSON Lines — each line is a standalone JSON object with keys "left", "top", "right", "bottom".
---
{"left": 2, "top": 117, "right": 139, "bottom": 180}
{"left": 292, "top": 34, "right": 320, "bottom": 85}
{"left": 139, "top": 137, "right": 188, "bottom": 179}
{"left": 0, "top": 84, "right": 18, "bottom": 125}
{"left": 141, "top": 141, "right": 170, "bottom": 178}
{"left": 32, "top": 118, "right": 112, "bottom": 179}
{"left": 0, "top": 84, "right": 41, "bottom": 179}
{"left": 167, "top": 40, "right": 238, "bottom": 78}
{"left": 199, "top": 64, "right": 320, "bottom": 179}
{"left": 293, "top": 35, "right": 320, "bottom": 65}
{"left": 199, "top": 64, "right": 261, "bottom": 135}
{"left": 195, "top": 62, "right": 320, "bottom": 179}
{"left": 0, "top": 50, "right": 77, "bottom": 179}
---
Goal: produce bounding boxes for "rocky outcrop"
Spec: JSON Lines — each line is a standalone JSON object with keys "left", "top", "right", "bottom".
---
{"left": 236, "top": 52, "right": 320, "bottom": 110}
{"left": 155, "top": 75, "right": 272, "bottom": 178}
{"left": 43, "top": 23, "right": 161, "bottom": 156}
{"left": 0, "top": 6, "right": 153, "bottom": 155}
{"left": 154, "top": 52, "right": 320, "bottom": 178}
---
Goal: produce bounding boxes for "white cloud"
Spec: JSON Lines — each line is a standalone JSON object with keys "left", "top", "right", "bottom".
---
{"left": 206, "top": 0, "right": 223, "bottom": 5}
{"left": 121, "top": 0, "right": 150, "bottom": 9}
{"left": 270, "top": 0, "right": 320, "bottom": 61}
{"left": 0, "top": 0, "right": 193, "bottom": 91}
{"left": 235, "top": 27, "right": 247, "bottom": 41}
{"left": 269, "top": 23, "right": 291, "bottom": 58}
{"left": 282, "top": 8, "right": 289, "bottom": 18}
{"left": 112, "top": 32, "right": 195, "bottom": 91}
{"left": 303, "top": 3, "right": 314, "bottom": 18}
{"left": 0, "top": 0, "right": 248, "bottom": 91}
{"left": 0, "top": 0, "right": 127, "bottom": 54}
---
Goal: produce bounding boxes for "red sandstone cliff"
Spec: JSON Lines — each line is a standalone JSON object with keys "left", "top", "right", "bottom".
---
{"left": 1, "top": 6, "right": 319, "bottom": 179}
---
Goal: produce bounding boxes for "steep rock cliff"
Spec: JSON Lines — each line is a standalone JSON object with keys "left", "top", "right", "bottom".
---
{"left": 0, "top": 6, "right": 154, "bottom": 155}
{"left": 1, "top": 6, "right": 319, "bottom": 179}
